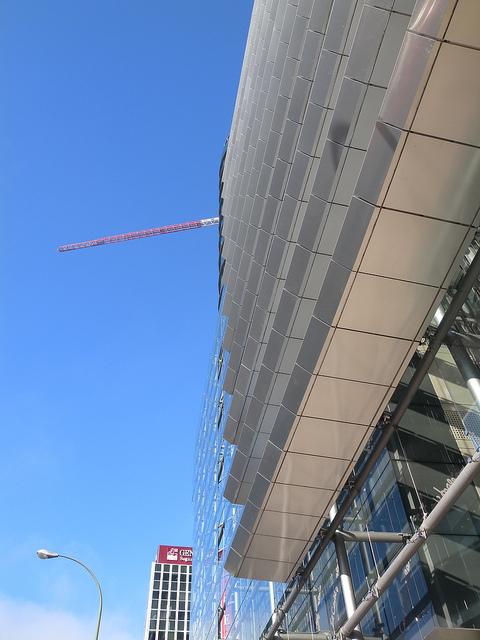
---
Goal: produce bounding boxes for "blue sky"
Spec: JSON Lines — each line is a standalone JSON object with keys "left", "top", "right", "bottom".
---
{"left": 0, "top": 1, "right": 252, "bottom": 638}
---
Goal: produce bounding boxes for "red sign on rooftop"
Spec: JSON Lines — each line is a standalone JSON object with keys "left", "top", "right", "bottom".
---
{"left": 157, "top": 545, "right": 193, "bottom": 566}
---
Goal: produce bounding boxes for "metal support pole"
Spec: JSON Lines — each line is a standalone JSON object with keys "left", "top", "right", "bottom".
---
{"left": 275, "top": 634, "right": 330, "bottom": 640}
{"left": 338, "top": 453, "right": 480, "bottom": 639}
{"left": 261, "top": 247, "right": 480, "bottom": 640}
{"left": 335, "top": 531, "right": 410, "bottom": 544}
{"left": 330, "top": 506, "right": 363, "bottom": 640}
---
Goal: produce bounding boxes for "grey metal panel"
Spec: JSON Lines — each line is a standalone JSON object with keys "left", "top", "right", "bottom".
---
{"left": 253, "top": 364, "right": 276, "bottom": 401}
{"left": 272, "top": 289, "right": 300, "bottom": 335}
{"left": 310, "top": 49, "right": 340, "bottom": 106}
{"left": 270, "top": 373, "right": 291, "bottom": 404}
{"left": 276, "top": 195, "right": 298, "bottom": 241}
{"left": 288, "top": 15, "right": 309, "bottom": 61}
{"left": 230, "top": 450, "right": 249, "bottom": 482}
{"left": 313, "top": 259, "right": 351, "bottom": 325}
{"left": 285, "top": 244, "right": 314, "bottom": 296}
{"left": 241, "top": 289, "right": 256, "bottom": 321}
{"left": 334, "top": 196, "right": 376, "bottom": 269}
{"left": 333, "top": 147, "right": 365, "bottom": 206}
{"left": 273, "top": 40, "right": 290, "bottom": 79}
{"left": 228, "top": 340, "right": 244, "bottom": 373}
{"left": 247, "top": 259, "right": 263, "bottom": 294}
{"left": 243, "top": 336, "right": 261, "bottom": 369}
{"left": 324, "top": 0, "right": 357, "bottom": 54}
{"left": 296, "top": 315, "right": 331, "bottom": 373}
{"left": 317, "top": 204, "right": 348, "bottom": 254}
{"left": 266, "top": 236, "right": 288, "bottom": 276}
{"left": 288, "top": 76, "right": 312, "bottom": 123}
{"left": 223, "top": 477, "right": 242, "bottom": 505}
{"left": 251, "top": 306, "right": 268, "bottom": 341}
{"left": 238, "top": 424, "right": 256, "bottom": 455}
{"left": 254, "top": 228, "right": 272, "bottom": 265}
{"left": 279, "top": 118, "right": 302, "bottom": 165}
{"left": 303, "top": 254, "right": 330, "bottom": 299}
{"left": 241, "top": 502, "right": 261, "bottom": 532}
{"left": 260, "top": 195, "right": 281, "bottom": 234}
{"left": 309, "top": 0, "right": 334, "bottom": 34}
{"left": 245, "top": 396, "right": 266, "bottom": 431}
{"left": 223, "top": 366, "right": 237, "bottom": 395}
{"left": 329, "top": 77, "right": 366, "bottom": 146}
{"left": 279, "top": 57, "right": 301, "bottom": 99}
{"left": 345, "top": 4, "right": 389, "bottom": 82}
{"left": 286, "top": 151, "right": 311, "bottom": 200}
{"left": 279, "top": 337, "right": 303, "bottom": 373}
{"left": 223, "top": 415, "right": 239, "bottom": 444}
{"left": 297, "top": 102, "right": 327, "bottom": 155}
{"left": 370, "top": 12, "right": 410, "bottom": 87}
{"left": 282, "top": 364, "right": 312, "bottom": 414}
{"left": 280, "top": 3, "right": 297, "bottom": 45}
{"left": 230, "top": 524, "right": 251, "bottom": 556}
{"left": 258, "top": 272, "right": 277, "bottom": 310}
{"left": 351, "top": 84, "right": 385, "bottom": 150}
{"left": 260, "top": 404, "right": 281, "bottom": 433}
{"left": 355, "top": 121, "right": 403, "bottom": 206}
{"left": 298, "top": 195, "right": 329, "bottom": 251}
{"left": 271, "top": 95, "right": 290, "bottom": 134}
{"left": 299, "top": 30, "right": 324, "bottom": 79}
{"left": 236, "top": 365, "right": 253, "bottom": 396}
{"left": 311, "top": 138, "right": 345, "bottom": 201}
{"left": 229, "top": 396, "right": 246, "bottom": 435}
{"left": 270, "top": 159, "right": 291, "bottom": 199}
{"left": 258, "top": 441, "right": 283, "bottom": 480}
{"left": 270, "top": 404, "right": 297, "bottom": 449}
{"left": 291, "top": 297, "right": 316, "bottom": 338}
{"left": 257, "top": 160, "right": 274, "bottom": 196}
{"left": 248, "top": 473, "right": 271, "bottom": 509}
{"left": 235, "top": 316, "right": 250, "bottom": 348}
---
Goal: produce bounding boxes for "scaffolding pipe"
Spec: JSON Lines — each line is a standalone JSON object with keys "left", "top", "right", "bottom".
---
{"left": 338, "top": 452, "right": 480, "bottom": 639}
{"left": 262, "top": 247, "right": 480, "bottom": 640}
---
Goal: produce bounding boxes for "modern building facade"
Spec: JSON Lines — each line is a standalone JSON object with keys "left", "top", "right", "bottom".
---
{"left": 144, "top": 545, "right": 192, "bottom": 640}
{"left": 192, "top": 1, "right": 480, "bottom": 640}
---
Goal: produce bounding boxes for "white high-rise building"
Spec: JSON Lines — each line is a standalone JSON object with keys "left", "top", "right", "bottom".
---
{"left": 144, "top": 545, "right": 192, "bottom": 640}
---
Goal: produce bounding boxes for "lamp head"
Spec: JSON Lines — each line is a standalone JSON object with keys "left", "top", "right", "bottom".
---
{"left": 37, "top": 549, "right": 59, "bottom": 560}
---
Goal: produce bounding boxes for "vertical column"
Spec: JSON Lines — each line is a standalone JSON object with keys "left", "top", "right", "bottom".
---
{"left": 330, "top": 505, "right": 363, "bottom": 640}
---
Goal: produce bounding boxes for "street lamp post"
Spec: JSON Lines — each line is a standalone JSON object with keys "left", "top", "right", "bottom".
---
{"left": 36, "top": 549, "right": 103, "bottom": 640}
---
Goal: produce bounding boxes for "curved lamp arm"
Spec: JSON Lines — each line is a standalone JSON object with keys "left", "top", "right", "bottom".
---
{"left": 37, "top": 550, "right": 103, "bottom": 640}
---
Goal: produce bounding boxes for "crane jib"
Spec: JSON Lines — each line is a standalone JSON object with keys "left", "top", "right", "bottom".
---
{"left": 58, "top": 217, "right": 220, "bottom": 252}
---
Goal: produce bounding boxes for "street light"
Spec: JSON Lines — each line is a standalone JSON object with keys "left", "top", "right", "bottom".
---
{"left": 36, "top": 549, "right": 103, "bottom": 640}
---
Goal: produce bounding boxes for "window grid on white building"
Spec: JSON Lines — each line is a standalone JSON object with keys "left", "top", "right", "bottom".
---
{"left": 145, "top": 561, "right": 192, "bottom": 640}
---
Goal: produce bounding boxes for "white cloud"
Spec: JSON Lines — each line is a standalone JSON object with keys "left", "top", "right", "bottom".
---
{"left": 0, "top": 595, "right": 137, "bottom": 640}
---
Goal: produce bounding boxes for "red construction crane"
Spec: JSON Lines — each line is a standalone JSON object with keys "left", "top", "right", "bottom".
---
{"left": 58, "top": 216, "right": 219, "bottom": 252}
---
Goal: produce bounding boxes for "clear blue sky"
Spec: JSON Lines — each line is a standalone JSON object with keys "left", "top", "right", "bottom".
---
{"left": 0, "top": 1, "right": 252, "bottom": 638}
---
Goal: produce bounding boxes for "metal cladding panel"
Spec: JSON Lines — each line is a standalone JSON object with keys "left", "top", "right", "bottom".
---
{"left": 218, "top": 0, "right": 480, "bottom": 582}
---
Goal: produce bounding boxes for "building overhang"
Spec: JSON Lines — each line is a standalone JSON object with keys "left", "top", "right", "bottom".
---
{"left": 220, "top": 0, "right": 480, "bottom": 582}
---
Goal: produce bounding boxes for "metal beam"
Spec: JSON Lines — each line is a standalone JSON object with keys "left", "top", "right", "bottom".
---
{"left": 335, "top": 531, "right": 410, "bottom": 544}
{"left": 262, "top": 246, "right": 480, "bottom": 640}
{"left": 275, "top": 634, "right": 329, "bottom": 640}
{"left": 338, "top": 452, "right": 480, "bottom": 639}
